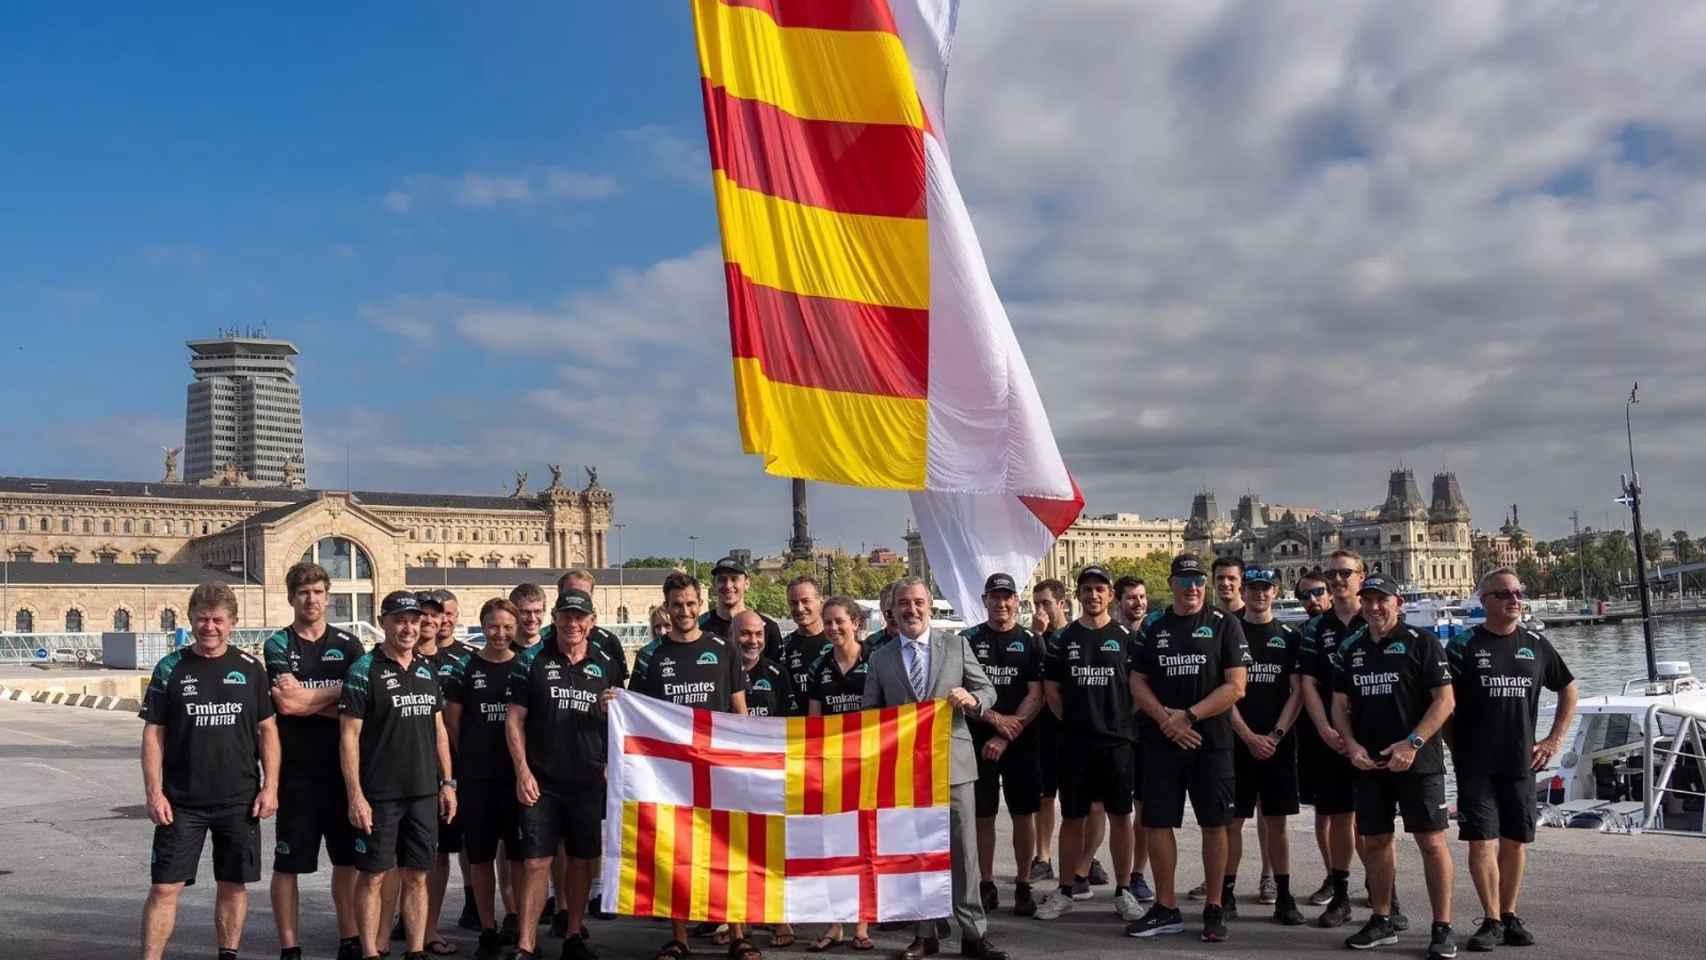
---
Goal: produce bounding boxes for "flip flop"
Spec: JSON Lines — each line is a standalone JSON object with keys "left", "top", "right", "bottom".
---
{"left": 770, "top": 929, "right": 796, "bottom": 949}
{"left": 729, "top": 937, "right": 764, "bottom": 960}
{"left": 424, "top": 940, "right": 460, "bottom": 956}
{"left": 657, "top": 939, "right": 692, "bottom": 960}
{"left": 808, "top": 935, "right": 844, "bottom": 953}
{"left": 850, "top": 938, "right": 874, "bottom": 952}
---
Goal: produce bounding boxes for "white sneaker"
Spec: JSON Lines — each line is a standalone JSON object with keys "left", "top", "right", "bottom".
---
{"left": 1033, "top": 888, "right": 1076, "bottom": 921}
{"left": 1186, "top": 881, "right": 1209, "bottom": 900}
{"left": 1258, "top": 875, "right": 1277, "bottom": 905}
{"left": 1114, "top": 888, "right": 1142, "bottom": 920}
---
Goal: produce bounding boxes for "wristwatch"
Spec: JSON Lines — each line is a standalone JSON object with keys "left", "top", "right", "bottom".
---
{"left": 1406, "top": 733, "right": 1425, "bottom": 751}
{"left": 440, "top": 777, "right": 458, "bottom": 789}
{"left": 1271, "top": 726, "right": 1287, "bottom": 740}
{"left": 1183, "top": 708, "right": 1199, "bottom": 726}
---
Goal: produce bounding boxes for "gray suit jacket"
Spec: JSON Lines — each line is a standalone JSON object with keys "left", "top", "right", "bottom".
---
{"left": 862, "top": 629, "right": 996, "bottom": 786}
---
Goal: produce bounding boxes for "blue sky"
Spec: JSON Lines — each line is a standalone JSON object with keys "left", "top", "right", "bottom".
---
{"left": 5, "top": 2, "right": 1706, "bottom": 557}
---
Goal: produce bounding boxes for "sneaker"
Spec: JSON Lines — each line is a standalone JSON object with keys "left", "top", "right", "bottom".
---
{"left": 476, "top": 929, "right": 503, "bottom": 960}
{"left": 1500, "top": 914, "right": 1533, "bottom": 947}
{"left": 563, "top": 933, "right": 599, "bottom": 960}
{"left": 1032, "top": 888, "right": 1075, "bottom": 921}
{"left": 1129, "top": 873, "right": 1155, "bottom": 903}
{"left": 500, "top": 913, "right": 520, "bottom": 946}
{"left": 1068, "top": 876, "right": 1093, "bottom": 901}
{"left": 1013, "top": 882, "right": 1037, "bottom": 918}
{"left": 1307, "top": 876, "right": 1336, "bottom": 906}
{"left": 1027, "top": 858, "right": 1055, "bottom": 883}
{"left": 1273, "top": 894, "right": 1305, "bottom": 926}
{"left": 979, "top": 881, "right": 999, "bottom": 912}
{"left": 282, "top": 948, "right": 303, "bottom": 960}
{"left": 1219, "top": 892, "right": 1238, "bottom": 922}
{"left": 1201, "top": 904, "right": 1228, "bottom": 943}
{"left": 1087, "top": 858, "right": 1110, "bottom": 886}
{"left": 1258, "top": 875, "right": 1278, "bottom": 905}
{"left": 1125, "top": 904, "right": 1185, "bottom": 938}
{"left": 336, "top": 938, "right": 362, "bottom": 960}
{"left": 514, "top": 951, "right": 540, "bottom": 960}
{"left": 1345, "top": 915, "right": 1399, "bottom": 950}
{"left": 1466, "top": 918, "right": 1504, "bottom": 953}
{"left": 1428, "top": 922, "right": 1458, "bottom": 959}
{"left": 1316, "top": 896, "right": 1354, "bottom": 928}
{"left": 1113, "top": 888, "right": 1142, "bottom": 921}
{"left": 1390, "top": 901, "right": 1409, "bottom": 933}
{"left": 690, "top": 923, "right": 724, "bottom": 939}
{"left": 1186, "top": 880, "right": 1209, "bottom": 900}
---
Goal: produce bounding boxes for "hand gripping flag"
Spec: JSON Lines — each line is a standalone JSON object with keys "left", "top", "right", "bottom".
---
{"left": 693, "top": 0, "right": 1084, "bottom": 619}
{"left": 601, "top": 692, "right": 953, "bottom": 923}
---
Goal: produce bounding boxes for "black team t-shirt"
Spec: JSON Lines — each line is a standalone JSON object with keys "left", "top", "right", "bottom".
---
{"left": 538, "top": 624, "right": 630, "bottom": 687}
{"left": 339, "top": 648, "right": 443, "bottom": 801}
{"left": 441, "top": 652, "right": 517, "bottom": 782}
{"left": 506, "top": 641, "right": 619, "bottom": 790}
{"left": 701, "top": 608, "right": 784, "bottom": 661}
{"left": 262, "top": 624, "right": 365, "bottom": 783}
{"left": 1237, "top": 617, "right": 1301, "bottom": 734}
{"left": 1447, "top": 625, "right": 1575, "bottom": 777}
{"left": 807, "top": 647, "right": 872, "bottom": 715}
{"left": 1131, "top": 606, "right": 1251, "bottom": 751}
{"left": 140, "top": 645, "right": 274, "bottom": 808}
{"left": 1299, "top": 609, "right": 1365, "bottom": 699}
{"left": 1044, "top": 620, "right": 1136, "bottom": 742}
{"left": 742, "top": 657, "right": 794, "bottom": 718}
{"left": 780, "top": 630, "right": 833, "bottom": 712}
{"left": 964, "top": 623, "right": 1043, "bottom": 738}
{"left": 628, "top": 632, "right": 746, "bottom": 712}
{"left": 1333, "top": 622, "right": 1453, "bottom": 775}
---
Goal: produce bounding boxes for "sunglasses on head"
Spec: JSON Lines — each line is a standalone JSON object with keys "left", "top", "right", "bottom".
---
{"left": 1172, "top": 574, "right": 1207, "bottom": 587}
{"left": 1323, "top": 569, "right": 1359, "bottom": 580}
{"left": 1298, "top": 586, "right": 1328, "bottom": 599}
{"left": 1484, "top": 589, "right": 1526, "bottom": 601}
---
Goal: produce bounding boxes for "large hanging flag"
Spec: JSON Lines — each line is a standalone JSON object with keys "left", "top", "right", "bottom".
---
{"left": 601, "top": 692, "right": 954, "bottom": 923}
{"left": 693, "top": 0, "right": 1084, "bottom": 619}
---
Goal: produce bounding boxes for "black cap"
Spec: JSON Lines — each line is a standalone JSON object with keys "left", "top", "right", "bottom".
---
{"left": 711, "top": 556, "right": 746, "bottom": 576}
{"left": 1170, "top": 554, "right": 1207, "bottom": 578}
{"left": 1244, "top": 568, "right": 1278, "bottom": 586}
{"left": 1358, "top": 575, "right": 1400, "bottom": 598}
{"left": 554, "top": 588, "right": 595, "bottom": 615}
{"left": 1077, "top": 565, "right": 1112, "bottom": 587}
{"left": 983, "top": 572, "right": 1018, "bottom": 594}
{"left": 415, "top": 591, "right": 444, "bottom": 611}
{"left": 380, "top": 591, "right": 423, "bottom": 617}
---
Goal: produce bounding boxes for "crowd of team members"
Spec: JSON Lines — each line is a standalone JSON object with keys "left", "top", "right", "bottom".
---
{"left": 138, "top": 549, "right": 1578, "bottom": 960}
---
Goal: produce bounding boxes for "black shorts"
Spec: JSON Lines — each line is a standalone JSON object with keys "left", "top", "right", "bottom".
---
{"left": 1233, "top": 736, "right": 1300, "bottom": 819}
{"left": 973, "top": 732, "right": 1042, "bottom": 818}
{"left": 1141, "top": 746, "right": 1235, "bottom": 829}
{"left": 1353, "top": 771, "right": 1449, "bottom": 836}
{"left": 273, "top": 779, "right": 359, "bottom": 874}
{"left": 461, "top": 778, "right": 520, "bottom": 864}
{"left": 1035, "top": 711, "right": 1059, "bottom": 797}
{"left": 1299, "top": 729, "right": 1355, "bottom": 816}
{"left": 150, "top": 802, "right": 261, "bottom": 886}
{"left": 1455, "top": 771, "right": 1536, "bottom": 843}
{"left": 515, "top": 785, "right": 602, "bottom": 861}
{"left": 1058, "top": 736, "right": 1135, "bottom": 819}
{"left": 356, "top": 795, "right": 439, "bottom": 873}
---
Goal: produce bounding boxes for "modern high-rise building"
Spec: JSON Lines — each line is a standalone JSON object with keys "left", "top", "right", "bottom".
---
{"left": 183, "top": 334, "right": 305, "bottom": 486}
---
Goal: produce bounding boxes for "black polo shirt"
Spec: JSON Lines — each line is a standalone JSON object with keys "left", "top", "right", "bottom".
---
{"left": 507, "top": 641, "right": 619, "bottom": 790}
{"left": 339, "top": 647, "right": 443, "bottom": 801}
{"left": 700, "top": 607, "right": 783, "bottom": 658}
{"left": 441, "top": 652, "right": 517, "bottom": 782}
{"left": 1298, "top": 609, "right": 1365, "bottom": 693}
{"left": 1044, "top": 620, "right": 1136, "bottom": 742}
{"left": 964, "top": 623, "right": 1043, "bottom": 722}
{"left": 538, "top": 624, "right": 630, "bottom": 687}
{"left": 1132, "top": 607, "right": 1250, "bottom": 751}
{"left": 1334, "top": 622, "right": 1452, "bottom": 775}
{"left": 807, "top": 647, "right": 871, "bottom": 716}
{"left": 1238, "top": 617, "right": 1301, "bottom": 734}
{"left": 140, "top": 645, "right": 274, "bottom": 808}
{"left": 742, "top": 657, "right": 795, "bottom": 718}
{"left": 1447, "top": 625, "right": 1574, "bottom": 777}
{"left": 262, "top": 624, "right": 365, "bottom": 783}
{"left": 780, "top": 629, "right": 833, "bottom": 713}
{"left": 628, "top": 632, "right": 746, "bottom": 712}
{"left": 865, "top": 628, "right": 897, "bottom": 652}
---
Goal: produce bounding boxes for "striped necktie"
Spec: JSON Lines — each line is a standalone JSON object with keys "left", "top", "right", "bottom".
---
{"left": 907, "top": 639, "right": 928, "bottom": 700}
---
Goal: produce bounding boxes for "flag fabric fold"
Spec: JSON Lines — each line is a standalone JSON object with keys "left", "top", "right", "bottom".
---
{"left": 695, "top": 0, "right": 1083, "bottom": 617}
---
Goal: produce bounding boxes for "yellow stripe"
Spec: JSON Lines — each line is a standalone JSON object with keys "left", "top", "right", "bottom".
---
{"left": 733, "top": 358, "right": 927, "bottom": 490}
{"left": 894, "top": 702, "right": 916, "bottom": 807}
{"left": 617, "top": 802, "right": 639, "bottom": 915}
{"left": 931, "top": 701, "right": 950, "bottom": 799}
{"left": 785, "top": 716, "right": 805, "bottom": 815}
{"left": 764, "top": 814, "right": 786, "bottom": 920}
{"left": 691, "top": 806, "right": 713, "bottom": 920}
{"left": 714, "top": 170, "right": 928, "bottom": 311}
{"left": 860, "top": 709, "right": 881, "bottom": 810}
{"left": 653, "top": 804, "right": 675, "bottom": 918}
{"left": 726, "top": 811, "right": 750, "bottom": 925}
{"left": 693, "top": 0, "right": 923, "bottom": 129}
{"left": 822, "top": 715, "right": 845, "bottom": 814}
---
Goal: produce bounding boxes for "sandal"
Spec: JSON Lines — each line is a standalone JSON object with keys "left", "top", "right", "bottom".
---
{"left": 851, "top": 938, "right": 873, "bottom": 952}
{"left": 657, "top": 940, "right": 692, "bottom": 960}
{"left": 770, "top": 928, "right": 796, "bottom": 949}
{"left": 808, "top": 935, "right": 844, "bottom": 953}
{"left": 425, "top": 941, "right": 460, "bottom": 956}
{"left": 713, "top": 927, "right": 734, "bottom": 947}
{"left": 729, "top": 936, "right": 764, "bottom": 960}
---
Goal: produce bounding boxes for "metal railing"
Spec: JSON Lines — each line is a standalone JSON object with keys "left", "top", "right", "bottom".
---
{"left": 1642, "top": 702, "right": 1706, "bottom": 836}
{"left": 0, "top": 632, "right": 105, "bottom": 665}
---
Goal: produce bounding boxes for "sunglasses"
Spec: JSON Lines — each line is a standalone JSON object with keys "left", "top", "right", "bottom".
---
{"left": 1172, "top": 574, "right": 1208, "bottom": 587}
{"left": 1298, "top": 587, "right": 1328, "bottom": 599}
{"left": 1484, "top": 589, "right": 1526, "bottom": 601}
{"left": 1323, "top": 569, "right": 1359, "bottom": 580}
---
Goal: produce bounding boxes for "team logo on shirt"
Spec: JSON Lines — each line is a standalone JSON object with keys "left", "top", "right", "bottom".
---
{"left": 223, "top": 670, "right": 248, "bottom": 685}
{"left": 1099, "top": 638, "right": 1122, "bottom": 652}
{"left": 697, "top": 651, "right": 720, "bottom": 665}
{"left": 585, "top": 663, "right": 604, "bottom": 678}
{"left": 546, "top": 666, "right": 561, "bottom": 680}
{"left": 323, "top": 648, "right": 345, "bottom": 661}
{"left": 1193, "top": 626, "right": 1214, "bottom": 638}
{"left": 1006, "top": 639, "right": 1027, "bottom": 653}
{"left": 1267, "top": 634, "right": 1287, "bottom": 649}
{"left": 1475, "top": 649, "right": 1493, "bottom": 669}
{"left": 472, "top": 675, "right": 487, "bottom": 690}
{"left": 415, "top": 666, "right": 434, "bottom": 680}
{"left": 1515, "top": 647, "right": 1536, "bottom": 660}
{"left": 751, "top": 677, "right": 772, "bottom": 691}
{"left": 1350, "top": 651, "right": 1367, "bottom": 668}
{"left": 1385, "top": 642, "right": 1408, "bottom": 655}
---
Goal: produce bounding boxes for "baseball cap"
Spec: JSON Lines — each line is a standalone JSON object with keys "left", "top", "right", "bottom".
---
{"left": 380, "top": 591, "right": 423, "bottom": 617}
{"left": 711, "top": 556, "right": 746, "bottom": 576}
{"left": 1077, "top": 565, "right": 1112, "bottom": 587}
{"left": 1244, "top": 568, "right": 1278, "bottom": 586}
{"left": 1358, "top": 575, "right": 1400, "bottom": 598}
{"left": 415, "top": 591, "right": 444, "bottom": 611}
{"left": 1170, "top": 554, "right": 1207, "bottom": 578}
{"left": 554, "top": 588, "right": 595, "bottom": 615}
{"left": 983, "top": 572, "right": 1018, "bottom": 594}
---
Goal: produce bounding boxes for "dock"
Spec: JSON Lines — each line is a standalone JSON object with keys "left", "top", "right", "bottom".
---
{"left": 1545, "top": 597, "right": 1706, "bottom": 626}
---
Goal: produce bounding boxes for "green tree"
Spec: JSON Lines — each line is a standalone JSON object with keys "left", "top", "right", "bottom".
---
{"left": 1673, "top": 530, "right": 1697, "bottom": 564}
{"left": 624, "top": 556, "right": 688, "bottom": 569}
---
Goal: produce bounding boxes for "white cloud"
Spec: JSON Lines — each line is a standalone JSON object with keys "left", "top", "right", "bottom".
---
{"left": 621, "top": 124, "right": 709, "bottom": 184}
{"left": 383, "top": 166, "right": 618, "bottom": 214}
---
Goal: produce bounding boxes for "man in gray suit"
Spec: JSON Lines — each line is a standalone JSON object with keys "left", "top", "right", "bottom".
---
{"left": 864, "top": 578, "right": 1011, "bottom": 960}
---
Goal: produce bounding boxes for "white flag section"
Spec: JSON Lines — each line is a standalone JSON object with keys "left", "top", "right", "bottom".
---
{"left": 895, "top": 0, "right": 1084, "bottom": 619}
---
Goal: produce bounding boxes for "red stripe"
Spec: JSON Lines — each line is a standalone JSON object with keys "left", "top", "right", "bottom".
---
{"left": 703, "top": 80, "right": 925, "bottom": 219}
{"left": 784, "top": 851, "right": 952, "bottom": 876}
{"left": 857, "top": 808, "right": 880, "bottom": 922}
{"left": 718, "top": 0, "right": 899, "bottom": 34}
{"left": 803, "top": 714, "right": 824, "bottom": 815}
{"left": 841, "top": 711, "right": 862, "bottom": 812}
{"left": 672, "top": 804, "right": 695, "bottom": 918}
{"left": 708, "top": 808, "right": 730, "bottom": 920}
{"left": 876, "top": 706, "right": 898, "bottom": 808}
{"left": 912, "top": 700, "right": 934, "bottom": 807}
{"left": 747, "top": 813, "right": 769, "bottom": 920}
{"left": 623, "top": 736, "right": 786, "bottom": 770}
{"left": 634, "top": 803, "right": 658, "bottom": 915}
{"left": 1020, "top": 475, "right": 1086, "bottom": 538}
{"left": 726, "top": 265, "right": 928, "bottom": 399}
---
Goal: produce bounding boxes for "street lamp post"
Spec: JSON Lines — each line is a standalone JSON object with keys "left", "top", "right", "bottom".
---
{"left": 1617, "top": 383, "right": 1659, "bottom": 686}
{"left": 688, "top": 535, "right": 700, "bottom": 582}
{"left": 614, "top": 523, "right": 627, "bottom": 622}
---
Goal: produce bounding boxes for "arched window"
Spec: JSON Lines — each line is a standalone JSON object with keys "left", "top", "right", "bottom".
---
{"left": 102, "top": 519, "right": 112, "bottom": 534}
{"left": 14, "top": 609, "right": 32, "bottom": 632}
{"left": 65, "top": 608, "right": 84, "bottom": 632}
{"left": 181, "top": 520, "right": 191, "bottom": 535}
{"left": 82, "top": 518, "right": 92, "bottom": 533}
{"left": 39, "top": 517, "right": 49, "bottom": 532}
{"left": 201, "top": 522, "right": 210, "bottom": 535}
{"left": 300, "top": 536, "right": 376, "bottom": 623}
{"left": 123, "top": 519, "right": 133, "bottom": 533}
{"left": 160, "top": 608, "right": 178, "bottom": 631}
{"left": 425, "top": 527, "right": 434, "bottom": 540}
{"left": 142, "top": 520, "right": 152, "bottom": 534}
{"left": 113, "top": 608, "right": 131, "bottom": 631}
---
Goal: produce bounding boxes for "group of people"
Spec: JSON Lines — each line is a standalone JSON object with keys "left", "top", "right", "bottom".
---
{"left": 137, "top": 549, "right": 1578, "bottom": 960}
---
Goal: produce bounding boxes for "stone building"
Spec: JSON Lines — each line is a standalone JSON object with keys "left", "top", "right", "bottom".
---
{"left": 0, "top": 467, "right": 651, "bottom": 634}
{"left": 903, "top": 511, "right": 1189, "bottom": 600}
{"left": 1471, "top": 505, "right": 1537, "bottom": 578}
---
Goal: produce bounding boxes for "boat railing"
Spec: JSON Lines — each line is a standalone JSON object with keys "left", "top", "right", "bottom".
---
{"left": 1641, "top": 702, "right": 1706, "bottom": 836}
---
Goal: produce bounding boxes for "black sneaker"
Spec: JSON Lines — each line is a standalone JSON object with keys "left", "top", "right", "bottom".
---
{"left": 1316, "top": 896, "right": 1354, "bottom": 929}
{"left": 1087, "top": 858, "right": 1110, "bottom": 886}
{"left": 1027, "top": 858, "right": 1054, "bottom": 883}
{"left": 980, "top": 880, "right": 999, "bottom": 912}
{"left": 1068, "top": 876, "right": 1092, "bottom": 901}
{"left": 282, "top": 948, "right": 303, "bottom": 960}
{"left": 476, "top": 929, "right": 503, "bottom": 960}
{"left": 1345, "top": 915, "right": 1399, "bottom": 950}
{"left": 1466, "top": 918, "right": 1504, "bottom": 952}
{"left": 552, "top": 911, "right": 571, "bottom": 939}
{"left": 540, "top": 896, "right": 557, "bottom": 925}
{"left": 1273, "top": 894, "right": 1305, "bottom": 926}
{"left": 1201, "top": 904, "right": 1228, "bottom": 943}
{"left": 690, "top": 922, "right": 722, "bottom": 938}
{"left": 513, "top": 951, "right": 540, "bottom": 960}
{"left": 500, "top": 913, "right": 520, "bottom": 946}
{"left": 1013, "top": 882, "right": 1036, "bottom": 918}
{"left": 562, "top": 933, "right": 598, "bottom": 960}
{"left": 337, "top": 938, "right": 362, "bottom": 960}
{"left": 1220, "top": 892, "right": 1238, "bottom": 922}
{"left": 1125, "top": 904, "right": 1186, "bottom": 938}
{"left": 1391, "top": 899, "right": 1409, "bottom": 932}
{"left": 1500, "top": 914, "right": 1534, "bottom": 947}
{"left": 1307, "top": 876, "right": 1336, "bottom": 906}
{"left": 1428, "top": 922, "right": 1458, "bottom": 959}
